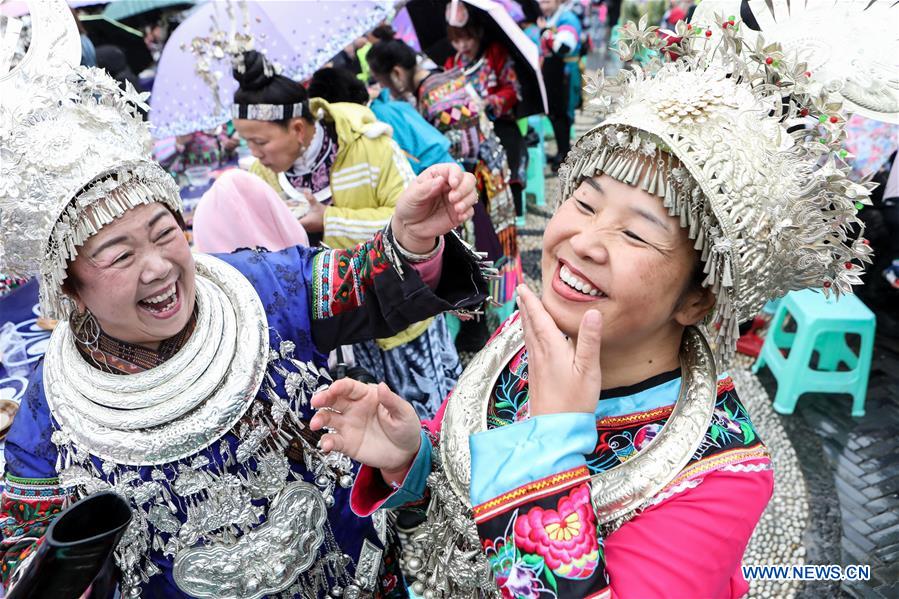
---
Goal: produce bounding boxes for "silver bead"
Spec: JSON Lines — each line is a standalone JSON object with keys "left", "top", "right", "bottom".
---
{"left": 408, "top": 557, "right": 422, "bottom": 571}
{"left": 412, "top": 581, "right": 425, "bottom": 595}
{"left": 316, "top": 475, "right": 329, "bottom": 487}
{"left": 343, "top": 583, "right": 361, "bottom": 599}
{"left": 339, "top": 474, "right": 354, "bottom": 488}
{"left": 330, "top": 586, "right": 343, "bottom": 597}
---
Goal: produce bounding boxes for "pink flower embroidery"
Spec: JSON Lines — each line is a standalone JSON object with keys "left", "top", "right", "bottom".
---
{"left": 513, "top": 483, "right": 600, "bottom": 579}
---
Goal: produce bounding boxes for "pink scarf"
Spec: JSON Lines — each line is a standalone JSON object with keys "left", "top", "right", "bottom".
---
{"left": 193, "top": 169, "right": 309, "bottom": 253}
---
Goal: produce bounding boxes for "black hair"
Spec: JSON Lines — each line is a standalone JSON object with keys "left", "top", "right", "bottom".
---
{"left": 367, "top": 38, "right": 418, "bottom": 77}
{"left": 232, "top": 50, "right": 311, "bottom": 127}
{"left": 308, "top": 68, "right": 369, "bottom": 105}
{"left": 370, "top": 25, "right": 396, "bottom": 42}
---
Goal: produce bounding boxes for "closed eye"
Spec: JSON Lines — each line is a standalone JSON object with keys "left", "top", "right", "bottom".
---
{"left": 575, "top": 199, "right": 595, "bottom": 214}
{"left": 156, "top": 227, "right": 176, "bottom": 242}
{"left": 112, "top": 252, "right": 133, "bottom": 265}
{"left": 624, "top": 230, "right": 647, "bottom": 243}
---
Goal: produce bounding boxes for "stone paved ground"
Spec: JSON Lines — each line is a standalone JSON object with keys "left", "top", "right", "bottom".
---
{"left": 522, "top": 105, "right": 898, "bottom": 598}
{"left": 758, "top": 337, "right": 899, "bottom": 599}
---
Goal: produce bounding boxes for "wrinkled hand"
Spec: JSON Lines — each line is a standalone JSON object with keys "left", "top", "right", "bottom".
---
{"left": 392, "top": 163, "right": 478, "bottom": 254}
{"left": 517, "top": 285, "right": 604, "bottom": 416}
{"left": 310, "top": 379, "right": 422, "bottom": 480}
{"left": 299, "top": 191, "right": 325, "bottom": 233}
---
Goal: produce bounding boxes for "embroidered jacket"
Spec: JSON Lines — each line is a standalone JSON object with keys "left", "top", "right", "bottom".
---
{"left": 352, "top": 314, "right": 774, "bottom": 598}
{"left": 1, "top": 233, "right": 487, "bottom": 597}
{"left": 369, "top": 90, "right": 456, "bottom": 175}
{"left": 444, "top": 43, "right": 520, "bottom": 120}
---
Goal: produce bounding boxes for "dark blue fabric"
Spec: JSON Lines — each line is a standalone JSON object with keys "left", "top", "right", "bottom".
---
{"left": 3, "top": 249, "right": 381, "bottom": 597}
{"left": 353, "top": 315, "right": 461, "bottom": 420}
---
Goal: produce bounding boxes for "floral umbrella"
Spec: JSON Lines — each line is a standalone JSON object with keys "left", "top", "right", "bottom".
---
{"left": 149, "top": 0, "right": 400, "bottom": 139}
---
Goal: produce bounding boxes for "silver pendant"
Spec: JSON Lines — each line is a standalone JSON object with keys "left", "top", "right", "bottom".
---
{"left": 172, "top": 481, "right": 328, "bottom": 599}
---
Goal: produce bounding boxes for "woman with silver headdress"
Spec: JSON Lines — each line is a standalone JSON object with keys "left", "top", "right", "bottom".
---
{"left": 0, "top": 3, "right": 488, "bottom": 597}
{"left": 310, "top": 6, "right": 890, "bottom": 598}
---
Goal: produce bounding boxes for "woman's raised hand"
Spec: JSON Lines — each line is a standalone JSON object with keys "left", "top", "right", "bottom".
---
{"left": 310, "top": 379, "right": 422, "bottom": 481}
{"left": 391, "top": 163, "right": 478, "bottom": 254}
{"left": 517, "top": 284, "right": 604, "bottom": 416}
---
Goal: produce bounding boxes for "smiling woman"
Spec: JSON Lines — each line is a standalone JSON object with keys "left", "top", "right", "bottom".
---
{"left": 0, "top": 7, "right": 488, "bottom": 596}
{"left": 65, "top": 204, "right": 196, "bottom": 351}
{"left": 315, "top": 11, "right": 876, "bottom": 599}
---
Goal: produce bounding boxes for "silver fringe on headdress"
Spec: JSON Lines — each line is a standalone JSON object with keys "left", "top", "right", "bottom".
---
{"left": 558, "top": 11, "right": 883, "bottom": 364}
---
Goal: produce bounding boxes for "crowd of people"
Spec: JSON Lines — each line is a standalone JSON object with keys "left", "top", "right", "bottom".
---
{"left": 0, "top": 0, "right": 896, "bottom": 598}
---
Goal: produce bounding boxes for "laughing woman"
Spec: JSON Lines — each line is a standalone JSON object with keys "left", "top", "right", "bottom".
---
{"left": 0, "top": 8, "right": 487, "bottom": 597}
{"left": 311, "top": 15, "right": 876, "bottom": 599}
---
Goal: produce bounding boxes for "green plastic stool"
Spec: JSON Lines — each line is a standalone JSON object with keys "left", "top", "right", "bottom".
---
{"left": 525, "top": 115, "right": 546, "bottom": 207}
{"left": 752, "top": 289, "right": 875, "bottom": 417}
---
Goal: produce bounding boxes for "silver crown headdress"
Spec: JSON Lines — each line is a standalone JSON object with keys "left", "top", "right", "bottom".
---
{"left": 0, "top": 0, "right": 182, "bottom": 319}
{"left": 559, "top": 9, "right": 890, "bottom": 363}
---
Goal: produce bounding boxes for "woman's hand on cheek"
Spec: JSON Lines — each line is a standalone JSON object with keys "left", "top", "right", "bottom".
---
{"left": 517, "top": 284, "right": 603, "bottom": 416}
{"left": 392, "top": 163, "right": 477, "bottom": 254}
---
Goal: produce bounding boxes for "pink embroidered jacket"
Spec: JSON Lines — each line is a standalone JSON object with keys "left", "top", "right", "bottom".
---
{"left": 352, "top": 315, "right": 774, "bottom": 598}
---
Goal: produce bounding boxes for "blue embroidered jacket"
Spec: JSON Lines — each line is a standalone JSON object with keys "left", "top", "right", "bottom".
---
{"left": 0, "top": 233, "right": 486, "bottom": 597}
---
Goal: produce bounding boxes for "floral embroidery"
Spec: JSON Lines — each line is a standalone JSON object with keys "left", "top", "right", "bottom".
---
{"left": 514, "top": 484, "right": 600, "bottom": 581}
{"left": 586, "top": 377, "right": 763, "bottom": 475}
{"left": 0, "top": 477, "right": 69, "bottom": 586}
{"left": 484, "top": 516, "right": 557, "bottom": 599}
{"left": 311, "top": 232, "right": 391, "bottom": 320}
{"left": 481, "top": 482, "right": 603, "bottom": 598}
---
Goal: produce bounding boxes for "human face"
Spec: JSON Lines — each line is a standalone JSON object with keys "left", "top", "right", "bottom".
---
{"left": 233, "top": 118, "right": 305, "bottom": 173}
{"left": 539, "top": 0, "right": 561, "bottom": 18}
{"left": 540, "top": 174, "right": 710, "bottom": 351}
{"left": 450, "top": 33, "right": 480, "bottom": 60}
{"left": 67, "top": 203, "right": 196, "bottom": 349}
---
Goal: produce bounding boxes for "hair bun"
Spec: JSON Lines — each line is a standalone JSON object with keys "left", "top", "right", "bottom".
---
{"left": 233, "top": 50, "right": 274, "bottom": 91}
{"left": 371, "top": 25, "right": 396, "bottom": 42}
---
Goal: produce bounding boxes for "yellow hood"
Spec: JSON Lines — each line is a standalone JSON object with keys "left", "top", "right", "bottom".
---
{"left": 309, "top": 97, "right": 393, "bottom": 152}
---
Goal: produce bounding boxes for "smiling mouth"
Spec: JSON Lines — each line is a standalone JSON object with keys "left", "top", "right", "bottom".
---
{"left": 138, "top": 283, "right": 180, "bottom": 316}
{"left": 558, "top": 263, "right": 607, "bottom": 298}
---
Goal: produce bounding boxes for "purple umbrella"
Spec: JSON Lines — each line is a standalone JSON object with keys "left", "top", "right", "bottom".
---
{"left": 392, "top": 7, "right": 421, "bottom": 52}
{"left": 0, "top": 0, "right": 107, "bottom": 16}
{"left": 150, "top": 0, "right": 400, "bottom": 139}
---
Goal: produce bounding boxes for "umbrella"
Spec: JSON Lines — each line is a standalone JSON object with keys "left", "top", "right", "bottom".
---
{"left": 844, "top": 115, "right": 899, "bottom": 179}
{"left": 0, "top": 0, "right": 107, "bottom": 17}
{"left": 511, "top": 0, "right": 539, "bottom": 22}
{"left": 80, "top": 13, "right": 153, "bottom": 72}
{"left": 150, "top": 0, "right": 400, "bottom": 139}
{"left": 392, "top": 7, "right": 421, "bottom": 52}
{"left": 103, "top": 0, "right": 198, "bottom": 24}
{"left": 405, "top": 0, "right": 547, "bottom": 117}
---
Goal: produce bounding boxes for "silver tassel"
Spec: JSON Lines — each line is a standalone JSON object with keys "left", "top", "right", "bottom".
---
{"left": 640, "top": 163, "right": 654, "bottom": 191}
{"left": 625, "top": 154, "right": 641, "bottom": 185}
{"left": 721, "top": 256, "right": 734, "bottom": 288}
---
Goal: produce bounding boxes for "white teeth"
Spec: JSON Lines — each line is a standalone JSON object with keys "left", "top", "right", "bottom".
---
{"left": 560, "top": 265, "right": 603, "bottom": 297}
{"left": 144, "top": 285, "right": 176, "bottom": 304}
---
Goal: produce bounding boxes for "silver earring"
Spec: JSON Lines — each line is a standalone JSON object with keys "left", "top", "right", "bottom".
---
{"left": 70, "top": 308, "right": 100, "bottom": 348}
